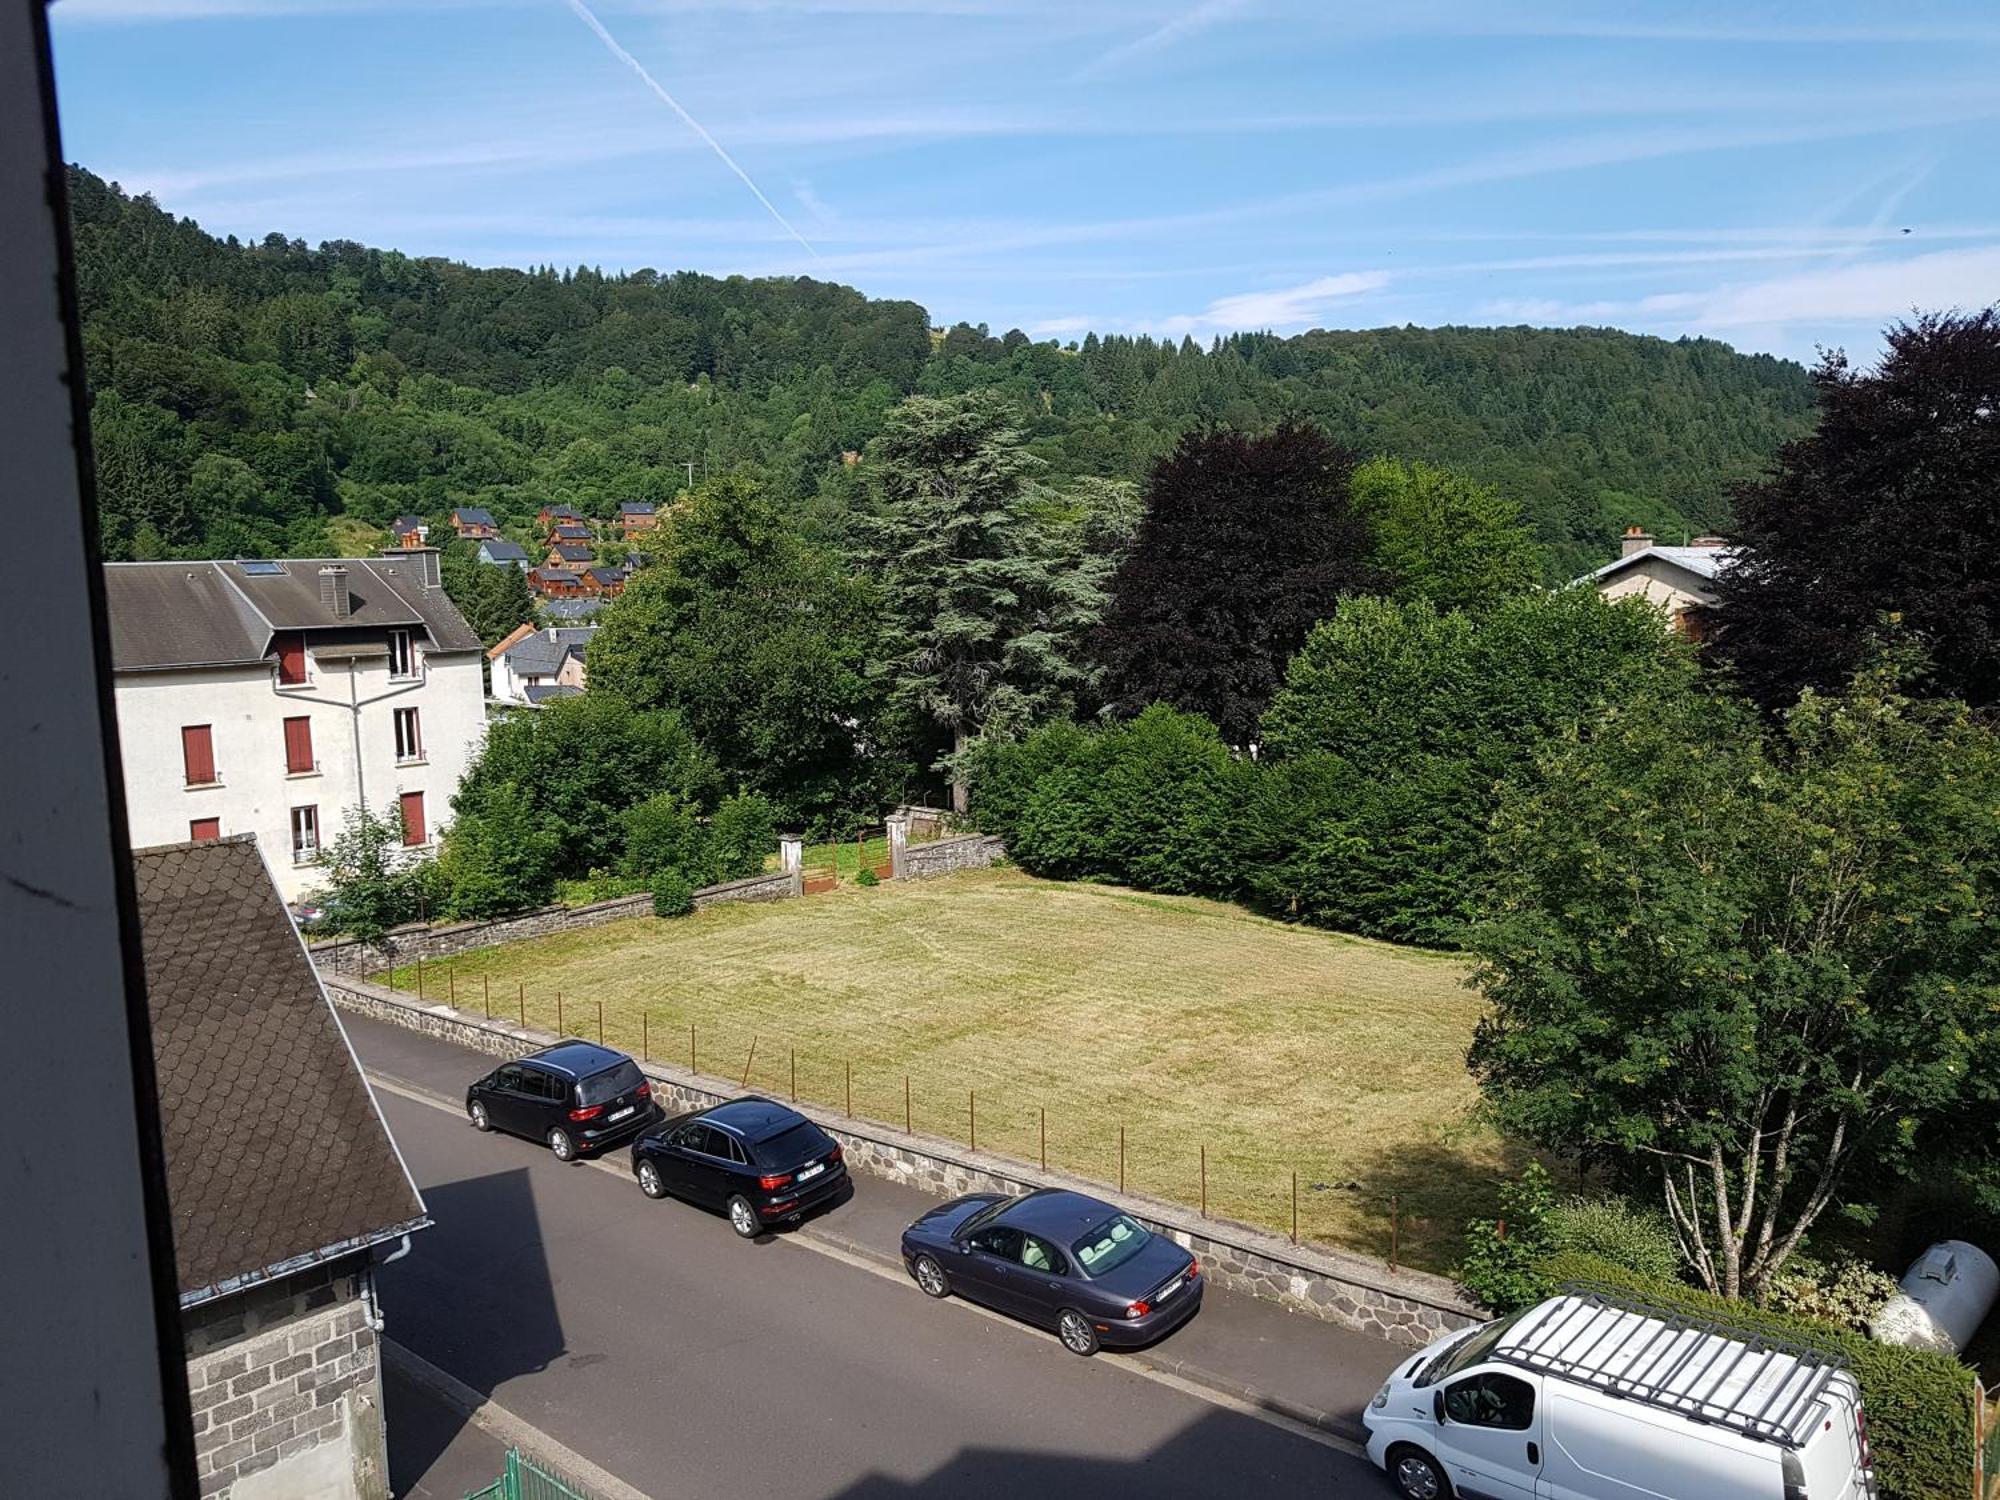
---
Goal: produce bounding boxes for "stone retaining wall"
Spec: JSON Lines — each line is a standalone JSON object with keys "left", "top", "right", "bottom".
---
{"left": 899, "top": 832, "right": 1007, "bottom": 881}
{"left": 325, "top": 977, "right": 1482, "bottom": 1347}
{"left": 309, "top": 869, "right": 803, "bottom": 974}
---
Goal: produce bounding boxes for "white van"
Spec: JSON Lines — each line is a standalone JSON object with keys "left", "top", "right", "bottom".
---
{"left": 1362, "top": 1288, "right": 1876, "bottom": 1500}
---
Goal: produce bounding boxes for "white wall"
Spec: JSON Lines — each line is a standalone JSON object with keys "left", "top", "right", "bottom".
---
{"left": 114, "top": 646, "right": 486, "bottom": 902}
{"left": 1598, "top": 557, "right": 1714, "bottom": 625}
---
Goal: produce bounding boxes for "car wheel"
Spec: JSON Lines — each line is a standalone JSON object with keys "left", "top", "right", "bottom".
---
{"left": 912, "top": 1254, "right": 950, "bottom": 1299}
{"left": 547, "top": 1127, "right": 577, "bottom": 1162}
{"left": 1057, "top": 1309, "right": 1099, "bottom": 1357}
{"left": 636, "top": 1158, "right": 668, "bottom": 1199}
{"left": 1388, "top": 1446, "right": 1451, "bottom": 1500}
{"left": 468, "top": 1100, "right": 491, "bottom": 1132}
{"left": 726, "top": 1194, "right": 760, "bottom": 1238}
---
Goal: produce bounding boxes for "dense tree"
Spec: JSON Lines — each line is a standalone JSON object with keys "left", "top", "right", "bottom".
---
{"left": 1349, "top": 457, "right": 1540, "bottom": 613}
{"left": 1096, "top": 424, "right": 1379, "bottom": 744}
{"left": 433, "top": 782, "right": 561, "bottom": 919}
{"left": 1468, "top": 653, "right": 2000, "bottom": 1299}
{"left": 862, "top": 393, "right": 1107, "bottom": 809}
{"left": 586, "top": 475, "right": 888, "bottom": 830}
{"left": 440, "top": 541, "right": 535, "bottom": 647}
{"left": 1708, "top": 310, "right": 2000, "bottom": 710}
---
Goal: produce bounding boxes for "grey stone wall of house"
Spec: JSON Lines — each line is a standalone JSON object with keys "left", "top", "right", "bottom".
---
{"left": 309, "top": 869, "right": 804, "bottom": 975}
{"left": 184, "top": 1258, "right": 388, "bottom": 1500}
{"left": 322, "top": 977, "right": 1482, "bottom": 1346}
{"left": 898, "top": 832, "right": 1007, "bottom": 881}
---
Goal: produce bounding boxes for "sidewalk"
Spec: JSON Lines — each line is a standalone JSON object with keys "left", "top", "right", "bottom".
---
{"left": 344, "top": 1009, "right": 1418, "bottom": 1444}
{"left": 386, "top": 1356, "right": 512, "bottom": 1499}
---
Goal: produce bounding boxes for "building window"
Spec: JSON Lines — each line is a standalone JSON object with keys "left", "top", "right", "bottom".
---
{"left": 399, "top": 790, "right": 426, "bottom": 847}
{"left": 394, "top": 706, "right": 423, "bottom": 762}
{"left": 181, "top": 724, "right": 216, "bottom": 786}
{"left": 290, "top": 805, "right": 319, "bottom": 863}
{"left": 189, "top": 818, "right": 220, "bottom": 842}
{"left": 387, "top": 629, "right": 416, "bottom": 679}
{"left": 273, "top": 632, "right": 306, "bottom": 686}
{"left": 283, "top": 715, "right": 315, "bottom": 774}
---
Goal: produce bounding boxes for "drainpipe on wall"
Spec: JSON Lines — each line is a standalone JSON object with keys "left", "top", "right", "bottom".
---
{"left": 349, "top": 657, "right": 366, "bottom": 812}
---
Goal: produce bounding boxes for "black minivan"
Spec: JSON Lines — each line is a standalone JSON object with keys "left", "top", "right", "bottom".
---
{"left": 466, "top": 1040, "right": 662, "bottom": 1161}
{"left": 632, "top": 1096, "right": 849, "bottom": 1238}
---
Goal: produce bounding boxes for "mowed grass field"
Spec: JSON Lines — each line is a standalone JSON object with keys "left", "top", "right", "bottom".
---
{"left": 383, "top": 868, "right": 1513, "bottom": 1268}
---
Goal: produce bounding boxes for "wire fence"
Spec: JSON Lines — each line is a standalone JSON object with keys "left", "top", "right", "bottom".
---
{"left": 398, "top": 959, "right": 1445, "bottom": 1270}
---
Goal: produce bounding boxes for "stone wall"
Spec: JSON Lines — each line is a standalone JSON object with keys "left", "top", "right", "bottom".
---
{"left": 184, "top": 1257, "right": 388, "bottom": 1500}
{"left": 898, "top": 832, "right": 1007, "bottom": 881}
{"left": 324, "top": 977, "right": 1482, "bottom": 1347}
{"left": 309, "top": 869, "right": 803, "bottom": 975}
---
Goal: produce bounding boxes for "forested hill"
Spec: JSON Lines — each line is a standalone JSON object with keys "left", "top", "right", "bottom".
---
{"left": 69, "top": 166, "right": 1815, "bottom": 578}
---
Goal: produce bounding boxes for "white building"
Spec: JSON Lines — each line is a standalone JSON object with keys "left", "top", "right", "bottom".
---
{"left": 1579, "top": 527, "right": 1739, "bottom": 638}
{"left": 487, "top": 623, "right": 596, "bottom": 706}
{"left": 105, "top": 549, "right": 487, "bottom": 902}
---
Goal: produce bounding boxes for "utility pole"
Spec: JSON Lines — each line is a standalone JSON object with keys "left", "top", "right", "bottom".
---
{"left": 682, "top": 460, "right": 696, "bottom": 491}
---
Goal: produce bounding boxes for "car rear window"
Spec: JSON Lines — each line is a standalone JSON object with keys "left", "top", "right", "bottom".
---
{"left": 576, "top": 1059, "right": 644, "bottom": 1106}
{"left": 1071, "top": 1214, "right": 1151, "bottom": 1276}
{"left": 754, "top": 1120, "right": 831, "bottom": 1167}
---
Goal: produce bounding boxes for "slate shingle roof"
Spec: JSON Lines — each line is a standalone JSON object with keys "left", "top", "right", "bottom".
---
{"left": 619, "top": 502, "right": 655, "bottom": 516}
{"left": 135, "top": 837, "right": 427, "bottom": 1304}
{"left": 479, "top": 541, "right": 529, "bottom": 563}
{"left": 551, "top": 543, "right": 594, "bottom": 564}
{"left": 500, "top": 626, "right": 597, "bottom": 677}
{"left": 105, "top": 558, "right": 483, "bottom": 670}
{"left": 452, "top": 507, "right": 498, "bottom": 527}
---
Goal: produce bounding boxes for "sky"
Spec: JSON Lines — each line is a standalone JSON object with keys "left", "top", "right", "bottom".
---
{"left": 47, "top": 0, "right": 2000, "bottom": 364}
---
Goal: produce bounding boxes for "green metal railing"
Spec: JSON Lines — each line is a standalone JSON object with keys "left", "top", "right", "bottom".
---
{"left": 464, "top": 1448, "right": 598, "bottom": 1500}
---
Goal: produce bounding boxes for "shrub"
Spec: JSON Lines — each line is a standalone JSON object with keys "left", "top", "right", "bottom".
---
{"left": 435, "top": 781, "right": 560, "bottom": 920}
{"left": 1456, "top": 1162, "right": 1555, "bottom": 1313}
{"left": 554, "top": 869, "right": 648, "bottom": 907}
{"left": 856, "top": 867, "right": 880, "bottom": 887}
{"left": 706, "top": 793, "right": 778, "bottom": 882}
{"left": 1765, "top": 1252, "right": 1900, "bottom": 1335}
{"left": 651, "top": 871, "right": 696, "bottom": 918}
{"left": 1543, "top": 1195, "right": 1684, "bottom": 1283}
{"left": 621, "top": 794, "right": 711, "bottom": 885}
{"left": 1538, "top": 1251, "right": 1974, "bottom": 1500}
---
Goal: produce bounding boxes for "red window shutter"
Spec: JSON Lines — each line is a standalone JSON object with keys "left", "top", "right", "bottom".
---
{"left": 189, "top": 818, "right": 220, "bottom": 842}
{"left": 283, "top": 716, "right": 314, "bottom": 774}
{"left": 181, "top": 724, "right": 215, "bottom": 785}
{"left": 399, "top": 791, "right": 426, "bottom": 847}
{"left": 274, "top": 632, "right": 306, "bottom": 685}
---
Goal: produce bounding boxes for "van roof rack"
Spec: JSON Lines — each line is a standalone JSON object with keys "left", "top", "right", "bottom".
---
{"left": 1490, "top": 1281, "right": 1853, "bottom": 1448}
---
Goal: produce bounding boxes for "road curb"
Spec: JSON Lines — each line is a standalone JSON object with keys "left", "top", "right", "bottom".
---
{"left": 382, "top": 1339, "right": 659, "bottom": 1500}
{"left": 796, "top": 1220, "right": 1370, "bottom": 1445}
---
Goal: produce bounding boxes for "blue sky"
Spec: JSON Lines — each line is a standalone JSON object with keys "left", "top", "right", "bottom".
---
{"left": 49, "top": 0, "right": 2000, "bottom": 363}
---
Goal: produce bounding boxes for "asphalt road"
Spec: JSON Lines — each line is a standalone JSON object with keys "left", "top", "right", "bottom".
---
{"left": 352, "top": 1015, "right": 1404, "bottom": 1499}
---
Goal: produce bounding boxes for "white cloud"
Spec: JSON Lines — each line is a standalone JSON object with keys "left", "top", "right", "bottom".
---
{"left": 1076, "top": 0, "right": 1250, "bottom": 78}
{"left": 1149, "top": 271, "right": 1392, "bottom": 337}
{"left": 1027, "top": 314, "right": 1096, "bottom": 337}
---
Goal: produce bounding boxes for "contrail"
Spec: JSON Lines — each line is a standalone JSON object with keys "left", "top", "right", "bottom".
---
{"left": 561, "top": 0, "right": 821, "bottom": 261}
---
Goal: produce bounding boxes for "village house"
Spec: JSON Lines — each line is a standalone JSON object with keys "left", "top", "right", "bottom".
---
{"left": 548, "top": 542, "right": 595, "bottom": 570}
{"left": 529, "top": 564, "right": 587, "bottom": 599}
{"left": 476, "top": 539, "right": 530, "bottom": 569}
{"left": 386, "top": 515, "right": 428, "bottom": 549}
{"left": 551, "top": 522, "right": 593, "bottom": 546}
{"left": 619, "top": 501, "right": 658, "bottom": 538}
{"left": 584, "top": 564, "right": 627, "bottom": 598}
{"left": 541, "top": 596, "right": 603, "bottom": 622}
{"left": 536, "top": 504, "right": 583, "bottom": 532}
{"left": 139, "top": 835, "right": 428, "bottom": 1500}
{"left": 487, "top": 623, "right": 597, "bottom": 705}
{"left": 449, "top": 506, "right": 499, "bottom": 540}
{"left": 103, "top": 549, "right": 487, "bottom": 902}
{"left": 1580, "top": 527, "right": 1738, "bottom": 638}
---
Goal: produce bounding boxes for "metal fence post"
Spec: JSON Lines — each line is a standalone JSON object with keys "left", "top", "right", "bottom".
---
{"left": 518, "top": 982, "right": 525, "bottom": 1026}
{"left": 1291, "top": 1170, "right": 1298, "bottom": 1245}
{"left": 968, "top": 1090, "right": 976, "bottom": 1152}
{"left": 845, "top": 1061, "right": 852, "bottom": 1117}
{"left": 556, "top": 991, "right": 563, "bottom": 1036}
{"left": 741, "top": 1035, "right": 758, "bottom": 1089}
{"left": 790, "top": 1047, "right": 796, "bottom": 1102}
{"left": 1039, "top": 1107, "right": 1046, "bottom": 1171}
{"left": 1118, "top": 1125, "right": 1125, "bottom": 1195}
{"left": 1200, "top": 1144, "right": 1207, "bottom": 1218}
{"left": 904, "top": 1075, "right": 911, "bottom": 1135}
{"left": 596, "top": 1000, "right": 603, "bottom": 1045}
{"left": 690, "top": 1023, "right": 696, "bottom": 1074}
{"left": 448, "top": 967, "right": 455, "bottom": 1006}
{"left": 483, "top": 975, "right": 490, "bottom": 1019}
{"left": 642, "top": 1011, "right": 649, "bottom": 1061}
{"left": 1390, "top": 1193, "right": 1400, "bottom": 1274}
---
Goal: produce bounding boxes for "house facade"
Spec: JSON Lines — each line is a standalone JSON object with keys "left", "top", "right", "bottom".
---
{"left": 488, "top": 624, "right": 597, "bottom": 705}
{"left": 529, "top": 564, "right": 587, "bottom": 598}
{"left": 137, "top": 835, "right": 429, "bottom": 1500}
{"left": 548, "top": 542, "right": 594, "bottom": 570}
{"left": 450, "top": 506, "right": 499, "bottom": 540}
{"left": 387, "top": 515, "right": 428, "bottom": 549}
{"left": 105, "top": 550, "right": 487, "bottom": 902}
{"left": 477, "top": 539, "right": 530, "bottom": 569}
{"left": 619, "top": 501, "right": 658, "bottom": 538}
{"left": 1580, "top": 527, "right": 1737, "bottom": 637}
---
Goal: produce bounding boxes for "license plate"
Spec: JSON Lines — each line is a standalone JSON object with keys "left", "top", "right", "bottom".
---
{"left": 608, "top": 1106, "right": 634, "bottom": 1122}
{"left": 795, "top": 1162, "right": 825, "bottom": 1182}
{"left": 1157, "top": 1275, "right": 1184, "bottom": 1303}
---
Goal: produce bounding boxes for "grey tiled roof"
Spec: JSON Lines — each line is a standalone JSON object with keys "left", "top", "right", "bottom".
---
{"left": 619, "top": 502, "right": 655, "bottom": 515}
{"left": 541, "top": 598, "right": 604, "bottom": 621}
{"left": 524, "top": 683, "right": 585, "bottom": 703}
{"left": 452, "top": 507, "right": 498, "bottom": 526}
{"left": 105, "top": 558, "right": 483, "bottom": 670}
{"left": 552, "top": 544, "right": 594, "bottom": 563}
{"left": 479, "top": 541, "right": 530, "bottom": 563}
{"left": 134, "top": 837, "right": 427, "bottom": 1304}
{"left": 1578, "top": 545, "right": 1742, "bottom": 588}
{"left": 390, "top": 514, "right": 427, "bottom": 532}
{"left": 501, "top": 625, "right": 597, "bottom": 677}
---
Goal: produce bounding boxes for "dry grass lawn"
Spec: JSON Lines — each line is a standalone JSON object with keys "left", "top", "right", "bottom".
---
{"left": 384, "top": 868, "right": 1515, "bottom": 1268}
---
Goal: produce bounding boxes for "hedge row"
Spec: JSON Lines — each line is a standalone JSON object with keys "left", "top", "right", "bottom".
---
{"left": 1539, "top": 1252, "right": 1975, "bottom": 1500}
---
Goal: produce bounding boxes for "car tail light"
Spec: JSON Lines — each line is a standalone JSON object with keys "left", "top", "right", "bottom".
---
{"left": 635, "top": 1082, "right": 651, "bottom": 1099}
{"left": 569, "top": 1104, "right": 604, "bottom": 1122}
{"left": 759, "top": 1172, "right": 792, "bottom": 1190}
{"left": 1125, "top": 1299, "right": 1151, "bottom": 1319}
{"left": 1188, "top": 1257, "right": 1200, "bottom": 1279}
{"left": 828, "top": 1144, "right": 843, "bottom": 1163}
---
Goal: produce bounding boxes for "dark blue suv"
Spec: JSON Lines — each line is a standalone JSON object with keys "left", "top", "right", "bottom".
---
{"left": 466, "top": 1040, "right": 661, "bottom": 1161}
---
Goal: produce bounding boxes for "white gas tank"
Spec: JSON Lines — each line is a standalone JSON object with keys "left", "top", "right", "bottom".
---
{"left": 1869, "top": 1240, "right": 1998, "bottom": 1354}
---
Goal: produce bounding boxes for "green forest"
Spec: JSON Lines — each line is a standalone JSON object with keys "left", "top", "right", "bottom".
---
{"left": 69, "top": 166, "right": 1814, "bottom": 580}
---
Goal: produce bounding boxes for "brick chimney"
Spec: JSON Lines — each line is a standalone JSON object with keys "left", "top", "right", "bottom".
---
{"left": 380, "top": 545, "right": 442, "bottom": 589}
{"left": 1620, "top": 526, "right": 1655, "bottom": 558}
{"left": 317, "top": 564, "right": 351, "bottom": 619}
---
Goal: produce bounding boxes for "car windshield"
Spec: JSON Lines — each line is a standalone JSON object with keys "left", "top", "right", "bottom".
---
{"left": 576, "top": 1059, "right": 644, "bottom": 1106}
{"left": 1417, "top": 1307, "right": 1533, "bottom": 1386}
{"left": 1070, "top": 1214, "right": 1151, "bottom": 1277}
{"left": 754, "top": 1121, "right": 828, "bottom": 1167}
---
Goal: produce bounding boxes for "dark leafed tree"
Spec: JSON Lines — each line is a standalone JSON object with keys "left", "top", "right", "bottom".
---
{"left": 1708, "top": 309, "right": 2000, "bottom": 710}
{"left": 1095, "top": 423, "right": 1380, "bottom": 743}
